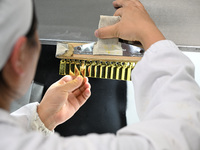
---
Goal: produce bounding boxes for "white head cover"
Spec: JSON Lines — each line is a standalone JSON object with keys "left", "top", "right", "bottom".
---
{"left": 0, "top": 0, "right": 33, "bottom": 70}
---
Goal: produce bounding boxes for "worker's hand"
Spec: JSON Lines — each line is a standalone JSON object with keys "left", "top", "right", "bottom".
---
{"left": 37, "top": 75, "right": 91, "bottom": 131}
{"left": 94, "top": 0, "right": 165, "bottom": 50}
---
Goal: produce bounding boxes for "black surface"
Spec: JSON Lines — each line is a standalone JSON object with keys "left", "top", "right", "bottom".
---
{"left": 34, "top": 44, "right": 127, "bottom": 136}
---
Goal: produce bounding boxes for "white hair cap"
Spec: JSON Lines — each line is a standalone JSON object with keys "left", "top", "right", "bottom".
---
{"left": 0, "top": 0, "right": 33, "bottom": 70}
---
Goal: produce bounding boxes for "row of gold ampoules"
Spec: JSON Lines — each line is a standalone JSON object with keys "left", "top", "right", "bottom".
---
{"left": 59, "top": 59, "right": 136, "bottom": 81}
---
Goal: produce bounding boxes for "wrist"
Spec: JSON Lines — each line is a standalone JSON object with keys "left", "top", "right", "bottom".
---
{"left": 139, "top": 26, "right": 165, "bottom": 50}
{"left": 37, "top": 104, "right": 56, "bottom": 131}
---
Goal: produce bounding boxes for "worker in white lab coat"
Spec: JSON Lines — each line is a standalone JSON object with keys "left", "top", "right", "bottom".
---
{"left": 0, "top": 0, "right": 200, "bottom": 149}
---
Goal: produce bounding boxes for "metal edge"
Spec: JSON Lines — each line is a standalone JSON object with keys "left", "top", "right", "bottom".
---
{"left": 40, "top": 39, "right": 200, "bottom": 53}
{"left": 40, "top": 38, "right": 92, "bottom": 45}
{"left": 178, "top": 45, "right": 200, "bottom": 53}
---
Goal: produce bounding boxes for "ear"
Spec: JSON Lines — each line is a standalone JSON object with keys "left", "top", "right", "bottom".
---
{"left": 8, "top": 36, "right": 28, "bottom": 75}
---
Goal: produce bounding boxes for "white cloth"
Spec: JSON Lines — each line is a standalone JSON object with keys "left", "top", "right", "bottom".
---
{"left": 10, "top": 103, "right": 53, "bottom": 136}
{"left": 0, "top": 40, "right": 199, "bottom": 150}
{"left": 93, "top": 15, "right": 123, "bottom": 56}
{"left": 0, "top": 0, "right": 32, "bottom": 70}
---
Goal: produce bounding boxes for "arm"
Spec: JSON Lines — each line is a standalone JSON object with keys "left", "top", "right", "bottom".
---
{"left": 118, "top": 40, "right": 200, "bottom": 150}
{"left": 95, "top": 0, "right": 200, "bottom": 149}
{"left": 11, "top": 75, "right": 91, "bottom": 134}
{"left": 37, "top": 75, "right": 91, "bottom": 131}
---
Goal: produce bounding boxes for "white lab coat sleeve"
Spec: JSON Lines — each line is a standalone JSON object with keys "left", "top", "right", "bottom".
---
{"left": 9, "top": 105, "right": 153, "bottom": 150}
{"left": 11, "top": 102, "right": 53, "bottom": 136}
{"left": 10, "top": 104, "right": 154, "bottom": 150}
{"left": 118, "top": 40, "right": 200, "bottom": 150}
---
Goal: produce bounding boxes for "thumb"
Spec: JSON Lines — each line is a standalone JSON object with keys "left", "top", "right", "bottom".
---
{"left": 62, "top": 75, "right": 83, "bottom": 92}
{"left": 58, "top": 75, "right": 74, "bottom": 84}
{"left": 94, "top": 24, "right": 119, "bottom": 39}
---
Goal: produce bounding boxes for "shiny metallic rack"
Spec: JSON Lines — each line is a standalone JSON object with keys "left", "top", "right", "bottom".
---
{"left": 40, "top": 39, "right": 200, "bottom": 81}
{"left": 55, "top": 41, "right": 143, "bottom": 81}
{"left": 59, "top": 59, "right": 136, "bottom": 81}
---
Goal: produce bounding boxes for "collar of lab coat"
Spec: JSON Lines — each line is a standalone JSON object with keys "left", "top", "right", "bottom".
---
{"left": 0, "top": 108, "right": 20, "bottom": 127}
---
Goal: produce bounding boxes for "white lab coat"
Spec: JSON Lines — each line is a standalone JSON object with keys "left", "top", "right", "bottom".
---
{"left": 0, "top": 40, "right": 200, "bottom": 150}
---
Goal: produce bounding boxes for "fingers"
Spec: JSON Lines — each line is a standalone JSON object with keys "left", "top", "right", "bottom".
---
{"left": 68, "top": 87, "right": 90, "bottom": 110}
{"left": 113, "top": 0, "right": 122, "bottom": 9}
{"left": 113, "top": 0, "right": 144, "bottom": 15}
{"left": 72, "top": 77, "right": 91, "bottom": 97}
{"left": 62, "top": 75, "right": 84, "bottom": 93}
{"left": 94, "top": 23, "right": 119, "bottom": 39}
{"left": 95, "top": 0, "right": 145, "bottom": 40}
{"left": 69, "top": 77, "right": 91, "bottom": 106}
{"left": 58, "top": 75, "right": 74, "bottom": 84}
{"left": 113, "top": 7, "right": 123, "bottom": 17}
{"left": 113, "top": 0, "right": 143, "bottom": 8}
{"left": 58, "top": 75, "right": 91, "bottom": 96}
{"left": 75, "top": 87, "right": 91, "bottom": 105}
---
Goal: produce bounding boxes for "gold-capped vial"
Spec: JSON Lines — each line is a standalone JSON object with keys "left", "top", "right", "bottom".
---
{"left": 80, "top": 60, "right": 86, "bottom": 77}
{"left": 100, "top": 61, "right": 107, "bottom": 79}
{"left": 117, "top": 62, "right": 124, "bottom": 80}
{"left": 70, "top": 59, "right": 76, "bottom": 75}
{"left": 110, "top": 62, "right": 116, "bottom": 80}
{"left": 94, "top": 61, "right": 101, "bottom": 78}
{"left": 59, "top": 59, "right": 66, "bottom": 75}
{"left": 65, "top": 59, "right": 70, "bottom": 75}
{"left": 125, "top": 62, "right": 135, "bottom": 81}
{"left": 120, "top": 62, "right": 128, "bottom": 81}
{"left": 74, "top": 60, "right": 80, "bottom": 76}
{"left": 89, "top": 61, "right": 96, "bottom": 78}
{"left": 85, "top": 60, "right": 91, "bottom": 77}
